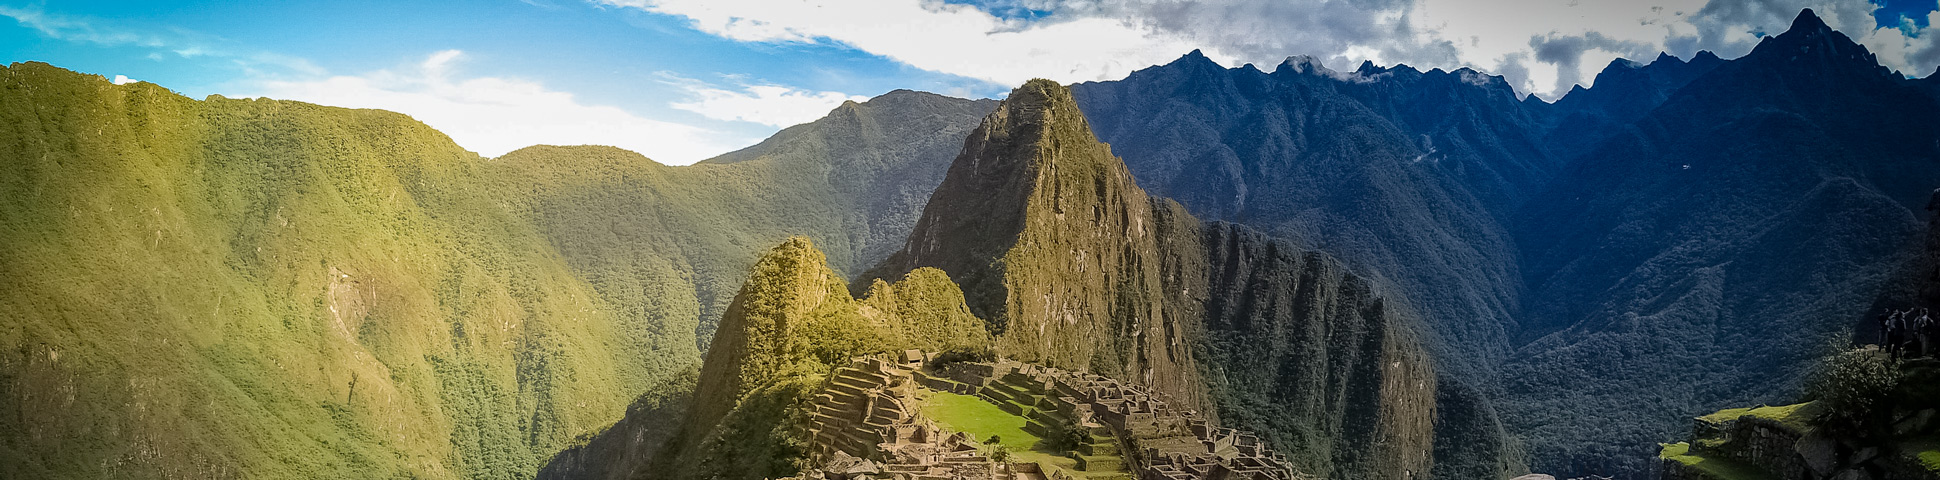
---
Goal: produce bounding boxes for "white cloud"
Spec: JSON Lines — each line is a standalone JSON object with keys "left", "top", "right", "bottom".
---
{"left": 669, "top": 79, "right": 868, "bottom": 127}
{"left": 597, "top": 0, "right": 1232, "bottom": 87}
{"left": 604, "top": 0, "right": 1940, "bottom": 100}
{"left": 252, "top": 50, "right": 744, "bottom": 163}
{"left": 112, "top": 75, "right": 137, "bottom": 85}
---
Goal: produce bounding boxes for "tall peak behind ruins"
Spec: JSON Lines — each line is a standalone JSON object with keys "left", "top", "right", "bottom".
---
{"left": 862, "top": 79, "right": 1457, "bottom": 479}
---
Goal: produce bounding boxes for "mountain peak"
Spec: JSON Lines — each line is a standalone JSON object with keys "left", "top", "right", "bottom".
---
{"left": 1277, "top": 54, "right": 1336, "bottom": 76}
{"left": 859, "top": 79, "right": 1217, "bottom": 412}
{"left": 1164, "top": 49, "right": 1222, "bottom": 71}
{"left": 862, "top": 79, "right": 1129, "bottom": 324}
{"left": 1789, "top": 8, "right": 1829, "bottom": 34}
{"left": 1735, "top": 7, "right": 1891, "bottom": 78}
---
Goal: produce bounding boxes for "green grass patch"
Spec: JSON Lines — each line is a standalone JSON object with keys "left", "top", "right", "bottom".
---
{"left": 1659, "top": 442, "right": 1780, "bottom": 480}
{"left": 1698, "top": 402, "right": 1821, "bottom": 432}
{"left": 920, "top": 390, "right": 1126, "bottom": 477}
{"left": 923, "top": 390, "right": 1044, "bottom": 452}
{"left": 1903, "top": 436, "right": 1940, "bottom": 472}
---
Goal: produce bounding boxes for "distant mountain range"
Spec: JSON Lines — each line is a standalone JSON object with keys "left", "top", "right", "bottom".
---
{"left": 1, "top": 7, "right": 1933, "bottom": 480}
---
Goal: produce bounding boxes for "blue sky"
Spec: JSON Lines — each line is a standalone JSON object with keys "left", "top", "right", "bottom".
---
{"left": 4, "top": 0, "right": 1936, "bottom": 163}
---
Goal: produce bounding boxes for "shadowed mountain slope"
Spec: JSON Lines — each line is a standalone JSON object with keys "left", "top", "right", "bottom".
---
{"left": 1507, "top": 9, "right": 1940, "bottom": 477}
{"left": 1066, "top": 50, "right": 1544, "bottom": 395}
{"left": 1534, "top": 51, "right": 1727, "bottom": 159}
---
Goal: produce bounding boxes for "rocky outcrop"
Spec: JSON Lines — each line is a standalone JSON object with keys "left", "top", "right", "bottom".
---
{"left": 1659, "top": 398, "right": 1940, "bottom": 480}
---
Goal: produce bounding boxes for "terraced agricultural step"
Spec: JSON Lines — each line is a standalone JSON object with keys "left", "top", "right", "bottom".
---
{"left": 1075, "top": 455, "right": 1124, "bottom": 472}
{"left": 999, "top": 400, "right": 1033, "bottom": 417}
{"left": 828, "top": 382, "right": 871, "bottom": 398}
{"left": 838, "top": 369, "right": 890, "bottom": 385}
{"left": 1028, "top": 407, "right": 1063, "bottom": 426}
{"left": 1079, "top": 441, "right": 1119, "bottom": 456}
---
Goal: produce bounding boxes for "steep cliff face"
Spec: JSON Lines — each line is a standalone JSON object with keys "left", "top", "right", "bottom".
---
{"left": 1197, "top": 223, "right": 1439, "bottom": 479}
{"left": 1066, "top": 59, "right": 1534, "bottom": 468}
{"left": 866, "top": 80, "right": 1449, "bottom": 479}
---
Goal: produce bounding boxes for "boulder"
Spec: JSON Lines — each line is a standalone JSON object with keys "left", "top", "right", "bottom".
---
{"left": 1797, "top": 432, "right": 1839, "bottom": 476}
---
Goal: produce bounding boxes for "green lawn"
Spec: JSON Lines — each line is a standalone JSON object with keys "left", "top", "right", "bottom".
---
{"left": 1658, "top": 443, "right": 1779, "bottom": 480}
{"left": 920, "top": 390, "right": 1126, "bottom": 478}
{"left": 922, "top": 390, "right": 1046, "bottom": 452}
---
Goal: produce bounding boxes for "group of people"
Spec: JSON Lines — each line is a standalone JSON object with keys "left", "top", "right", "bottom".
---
{"left": 1880, "top": 308, "right": 1939, "bottom": 360}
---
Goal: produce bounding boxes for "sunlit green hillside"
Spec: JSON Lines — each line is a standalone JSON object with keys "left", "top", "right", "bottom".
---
{"left": 0, "top": 62, "right": 991, "bottom": 479}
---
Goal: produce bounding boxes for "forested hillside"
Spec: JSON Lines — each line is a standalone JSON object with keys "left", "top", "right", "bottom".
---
{"left": 1507, "top": 10, "right": 1940, "bottom": 476}
{"left": 0, "top": 62, "right": 990, "bottom": 479}
{"left": 0, "top": 61, "right": 632, "bottom": 478}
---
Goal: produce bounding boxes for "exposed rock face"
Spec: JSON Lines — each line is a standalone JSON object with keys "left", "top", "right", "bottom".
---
{"left": 866, "top": 80, "right": 1439, "bottom": 480}
{"left": 865, "top": 79, "right": 1212, "bottom": 414}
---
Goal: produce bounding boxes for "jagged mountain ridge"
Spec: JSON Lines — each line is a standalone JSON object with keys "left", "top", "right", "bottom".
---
{"left": 1534, "top": 51, "right": 1727, "bottom": 162}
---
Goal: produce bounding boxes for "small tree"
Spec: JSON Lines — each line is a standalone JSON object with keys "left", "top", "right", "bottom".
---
{"left": 1042, "top": 418, "right": 1090, "bottom": 454}
{"left": 987, "top": 443, "right": 1012, "bottom": 463}
{"left": 1804, "top": 348, "right": 1904, "bottom": 436}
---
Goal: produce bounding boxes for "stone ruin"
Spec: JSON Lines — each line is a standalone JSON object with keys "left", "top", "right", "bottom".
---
{"left": 947, "top": 362, "right": 1302, "bottom": 480}
{"left": 798, "top": 356, "right": 1035, "bottom": 480}
{"left": 790, "top": 353, "right": 1308, "bottom": 480}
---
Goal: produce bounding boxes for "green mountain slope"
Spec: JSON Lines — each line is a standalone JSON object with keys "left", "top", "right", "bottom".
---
{"left": 0, "top": 62, "right": 994, "bottom": 479}
{"left": 0, "top": 61, "right": 635, "bottom": 479}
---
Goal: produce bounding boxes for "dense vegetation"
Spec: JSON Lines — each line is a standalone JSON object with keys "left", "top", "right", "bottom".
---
{"left": 1507, "top": 11, "right": 1940, "bottom": 477}
{"left": 1658, "top": 348, "right": 1940, "bottom": 479}
{"left": 0, "top": 62, "right": 992, "bottom": 479}
{"left": 0, "top": 61, "right": 634, "bottom": 478}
